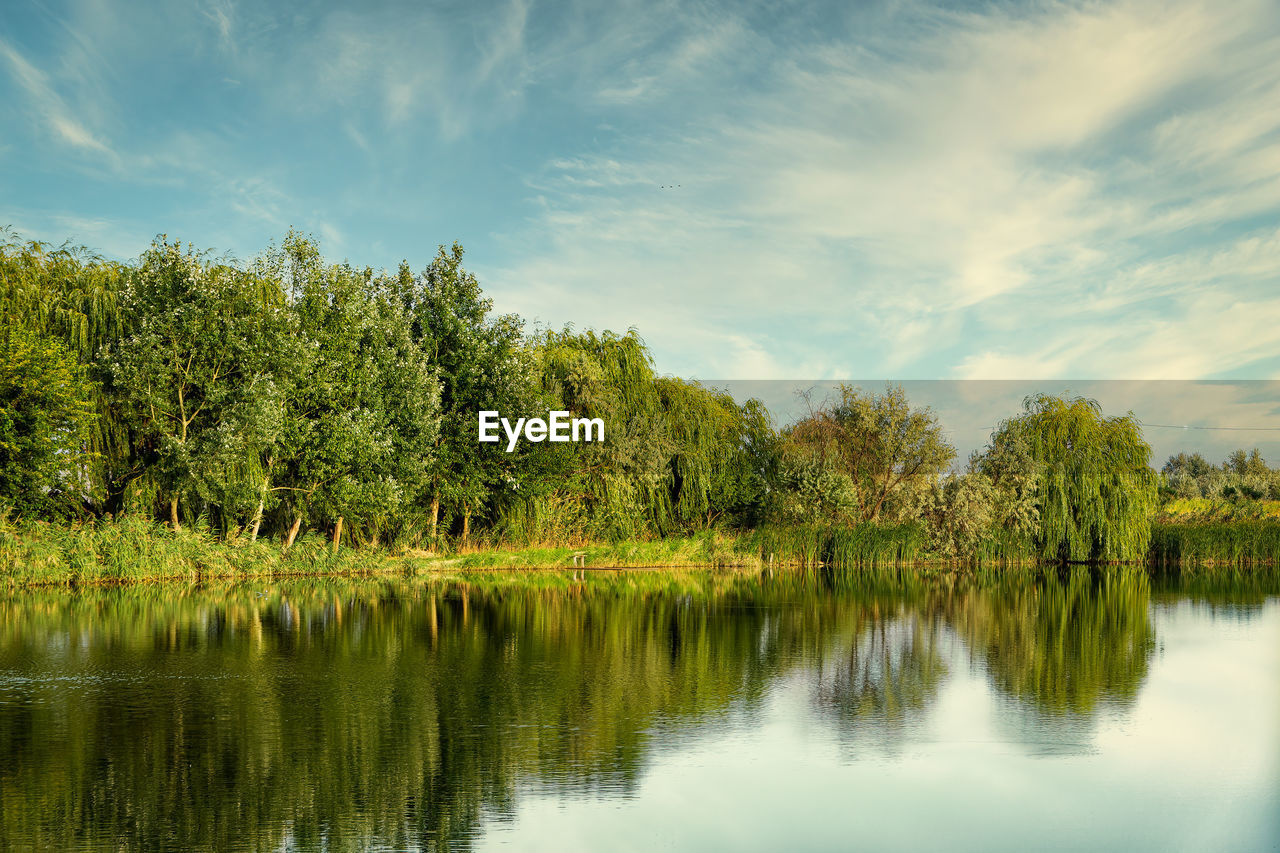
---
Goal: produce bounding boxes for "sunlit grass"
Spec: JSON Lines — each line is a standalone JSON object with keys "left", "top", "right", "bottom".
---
{"left": 3, "top": 512, "right": 1274, "bottom": 589}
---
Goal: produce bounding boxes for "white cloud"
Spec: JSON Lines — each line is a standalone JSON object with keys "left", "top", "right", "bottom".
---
{"left": 0, "top": 39, "right": 115, "bottom": 159}
{"left": 484, "top": 0, "right": 1280, "bottom": 379}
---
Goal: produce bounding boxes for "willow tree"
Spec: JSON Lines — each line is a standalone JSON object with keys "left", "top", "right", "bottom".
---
{"left": 655, "top": 379, "right": 774, "bottom": 530}
{"left": 0, "top": 324, "right": 96, "bottom": 515}
{"left": 513, "top": 327, "right": 672, "bottom": 541}
{"left": 0, "top": 230, "right": 127, "bottom": 510}
{"left": 981, "top": 394, "right": 1156, "bottom": 563}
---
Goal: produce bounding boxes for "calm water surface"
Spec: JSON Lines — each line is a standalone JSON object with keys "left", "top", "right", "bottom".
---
{"left": 0, "top": 570, "right": 1277, "bottom": 851}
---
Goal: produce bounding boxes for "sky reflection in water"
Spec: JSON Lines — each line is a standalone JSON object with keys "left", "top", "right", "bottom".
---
{"left": 0, "top": 571, "right": 1276, "bottom": 851}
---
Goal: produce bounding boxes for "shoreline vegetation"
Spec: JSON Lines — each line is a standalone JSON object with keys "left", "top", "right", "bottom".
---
{"left": 4, "top": 228, "right": 1280, "bottom": 588}
{"left": 3, "top": 510, "right": 1277, "bottom": 588}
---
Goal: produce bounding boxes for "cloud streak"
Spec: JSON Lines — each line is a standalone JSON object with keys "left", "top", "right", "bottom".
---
{"left": 0, "top": 38, "right": 115, "bottom": 159}
{"left": 482, "top": 0, "right": 1280, "bottom": 379}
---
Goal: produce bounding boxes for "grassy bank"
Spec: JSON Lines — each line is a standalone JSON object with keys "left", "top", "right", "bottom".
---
{"left": 0, "top": 514, "right": 773, "bottom": 587}
{"left": 2, "top": 514, "right": 1276, "bottom": 588}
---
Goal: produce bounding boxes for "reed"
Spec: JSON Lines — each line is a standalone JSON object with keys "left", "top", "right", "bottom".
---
{"left": 1148, "top": 521, "right": 1280, "bottom": 568}
{"left": 0, "top": 511, "right": 406, "bottom": 586}
{"left": 747, "top": 523, "right": 927, "bottom": 571}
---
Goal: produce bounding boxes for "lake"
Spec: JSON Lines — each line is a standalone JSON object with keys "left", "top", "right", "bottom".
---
{"left": 1, "top": 569, "right": 1277, "bottom": 851}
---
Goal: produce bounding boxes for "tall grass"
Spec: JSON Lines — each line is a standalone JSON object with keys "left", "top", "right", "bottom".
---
{"left": 0, "top": 512, "right": 404, "bottom": 586}
{"left": 1149, "top": 521, "right": 1280, "bottom": 569}
{"left": 4, "top": 513, "right": 1274, "bottom": 589}
{"left": 970, "top": 530, "right": 1041, "bottom": 569}
{"left": 747, "top": 523, "right": 927, "bottom": 570}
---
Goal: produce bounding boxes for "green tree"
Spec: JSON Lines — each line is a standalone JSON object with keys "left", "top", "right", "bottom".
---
{"left": 1161, "top": 451, "right": 1215, "bottom": 499}
{"left": 392, "top": 244, "right": 529, "bottom": 544}
{"left": 0, "top": 324, "right": 95, "bottom": 515}
{"left": 781, "top": 384, "right": 955, "bottom": 523}
{"left": 269, "top": 234, "right": 440, "bottom": 549}
{"left": 979, "top": 394, "right": 1156, "bottom": 563}
{"left": 0, "top": 230, "right": 127, "bottom": 510}
{"left": 515, "top": 328, "right": 671, "bottom": 541}
{"left": 1222, "top": 448, "right": 1274, "bottom": 500}
{"left": 655, "top": 382, "right": 774, "bottom": 529}
{"left": 108, "top": 238, "right": 298, "bottom": 532}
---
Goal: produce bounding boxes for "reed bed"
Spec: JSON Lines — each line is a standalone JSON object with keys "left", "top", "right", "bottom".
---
{"left": 0, "top": 513, "right": 405, "bottom": 586}
{"left": 1148, "top": 521, "right": 1280, "bottom": 569}
{"left": 747, "top": 523, "right": 927, "bottom": 570}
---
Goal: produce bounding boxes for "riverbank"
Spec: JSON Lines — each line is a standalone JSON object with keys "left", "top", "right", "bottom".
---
{"left": 0, "top": 515, "right": 767, "bottom": 587}
{"left": 2, "top": 513, "right": 1277, "bottom": 587}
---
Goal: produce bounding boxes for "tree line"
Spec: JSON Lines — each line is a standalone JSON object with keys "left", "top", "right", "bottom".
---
{"left": 2, "top": 228, "right": 1275, "bottom": 562}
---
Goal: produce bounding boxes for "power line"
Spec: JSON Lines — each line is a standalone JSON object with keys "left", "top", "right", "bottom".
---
{"left": 1138, "top": 422, "right": 1280, "bottom": 432}
{"left": 973, "top": 421, "right": 1280, "bottom": 432}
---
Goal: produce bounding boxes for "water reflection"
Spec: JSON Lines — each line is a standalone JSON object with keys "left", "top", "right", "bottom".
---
{"left": 0, "top": 569, "right": 1275, "bottom": 851}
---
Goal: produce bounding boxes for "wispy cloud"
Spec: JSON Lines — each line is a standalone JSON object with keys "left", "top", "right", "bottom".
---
{"left": 480, "top": 0, "right": 1280, "bottom": 379}
{"left": 0, "top": 38, "right": 115, "bottom": 160}
{"left": 201, "top": 0, "right": 236, "bottom": 53}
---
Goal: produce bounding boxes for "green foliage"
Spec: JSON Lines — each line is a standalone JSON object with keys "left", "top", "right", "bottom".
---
{"left": 748, "top": 522, "right": 926, "bottom": 570}
{"left": 508, "top": 327, "right": 669, "bottom": 541}
{"left": 392, "top": 244, "right": 531, "bottom": 539}
{"left": 980, "top": 394, "right": 1157, "bottom": 563}
{"left": 109, "top": 238, "right": 300, "bottom": 529}
{"left": 0, "top": 228, "right": 123, "bottom": 360}
{"left": 0, "top": 510, "right": 400, "bottom": 585}
{"left": 780, "top": 384, "right": 955, "bottom": 524}
{"left": 0, "top": 230, "right": 128, "bottom": 509}
{"left": 505, "top": 328, "right": 774, "bottom": 543}
{"left": 0, "top": 324, "right": 95, "bottom": 515}
{"left": 918, "top": 472, "right": 997, "bottom": 560}
{"left": 1161, "top": 448, "right": 1280, "bottom": 502}
{"left": 656, "top": 378, "right": 774, "bottom": 529}
{"left": 9, "top": 226, "right": 1251, "bottom": 570}
{"left": 263, "top": 232, "right": 440, "bottom": 545}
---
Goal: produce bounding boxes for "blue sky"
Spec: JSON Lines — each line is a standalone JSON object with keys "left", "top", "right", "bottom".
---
{"left": 3, "top": 0, "right": 1280, "bottom": 382}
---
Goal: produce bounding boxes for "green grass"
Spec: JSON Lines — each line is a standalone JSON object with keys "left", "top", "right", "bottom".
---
{"left": 746, "top": 523, "right": 926, "bottom": 571}
{"left": 3, "top": 513, "right": 1275, "bottom": 589}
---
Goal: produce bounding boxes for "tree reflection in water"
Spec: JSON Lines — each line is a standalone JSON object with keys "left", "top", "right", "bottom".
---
{"left": 0, "top": 569, "right": 1271, "bottom": 850}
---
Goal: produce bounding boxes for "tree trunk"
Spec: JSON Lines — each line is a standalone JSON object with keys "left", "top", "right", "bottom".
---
{"left": 249, "top": 476, "right": 269, "bottom": 542}
{"left": 169, "top": 496, "right": 181, "bottom": 532}
{"left": 461, "top": 505, "right": 471, "bottom": 545}
{"left": 332, "top": 516, "right": 344, "bottom": 554}
{"left": 284, "top": 516, "right": 302, "bottom": 551}
{"left": 430, "top": 493, "right": 440, "bottom": 541}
